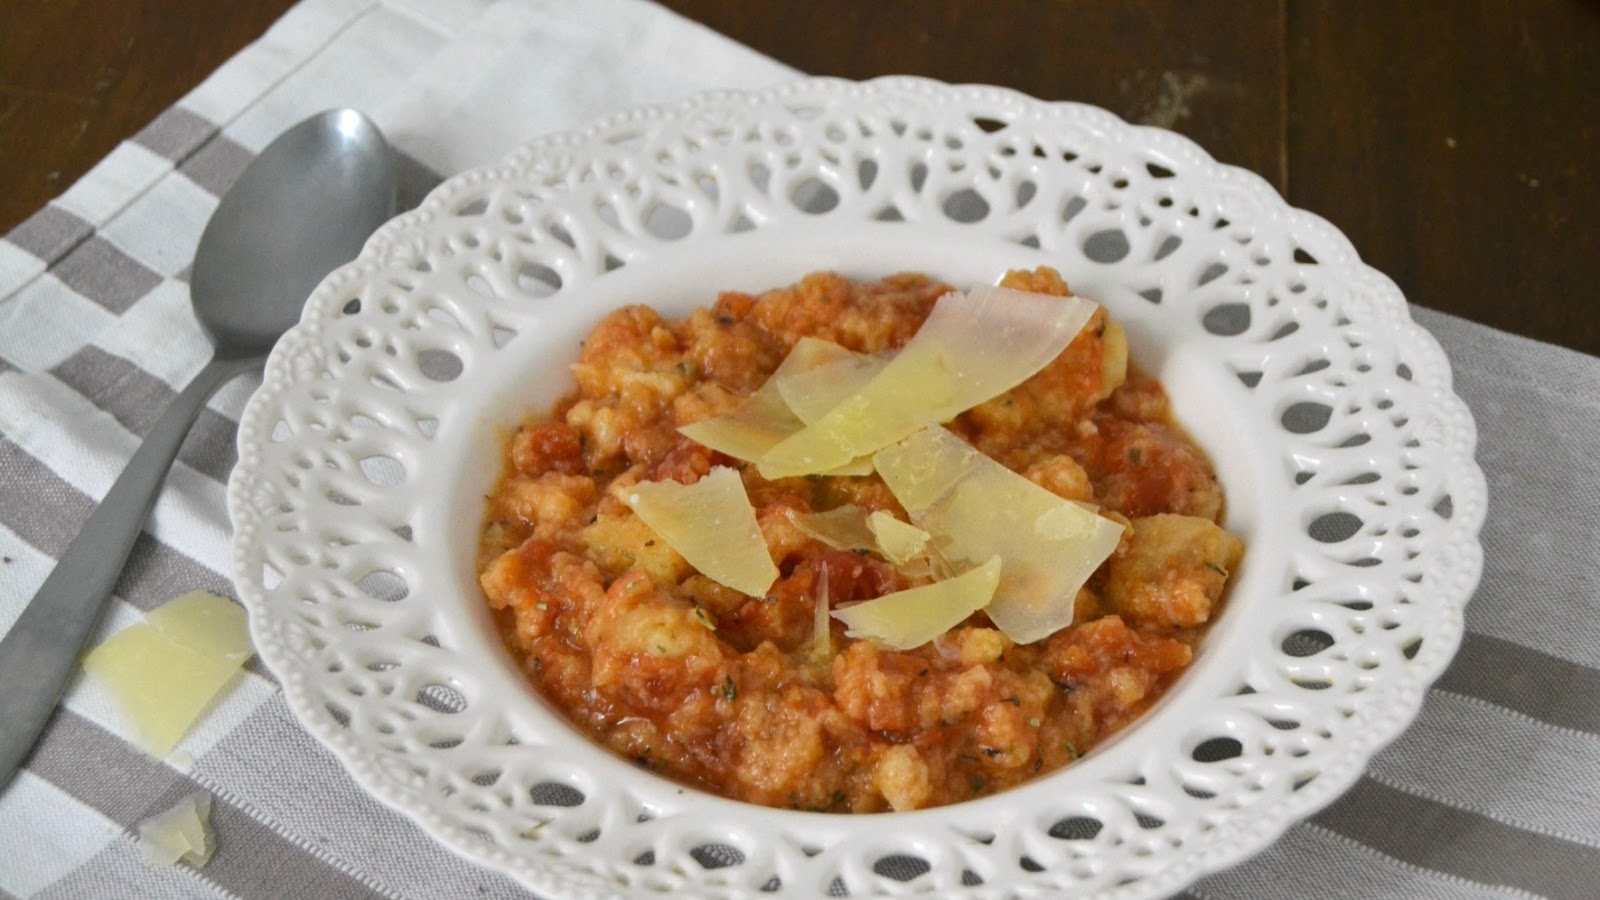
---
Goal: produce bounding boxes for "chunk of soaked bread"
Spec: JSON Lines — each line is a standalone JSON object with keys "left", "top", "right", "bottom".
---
{"left": 1105, "top": 514, "right": 1244, "bottom": 628}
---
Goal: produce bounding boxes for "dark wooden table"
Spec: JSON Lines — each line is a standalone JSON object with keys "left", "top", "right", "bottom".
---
{"left": 3, "top": 1, "right": 1595, "bottom": 355}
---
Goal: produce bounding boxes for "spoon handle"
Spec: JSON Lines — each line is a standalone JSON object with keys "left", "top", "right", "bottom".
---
{"left": 0, "top": 353, "right": 261, "bottom": 791}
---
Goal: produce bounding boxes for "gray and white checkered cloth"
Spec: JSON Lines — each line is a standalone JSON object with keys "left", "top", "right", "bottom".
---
{"left": 2, "top": 1, "right": 1597, "bottom": 897}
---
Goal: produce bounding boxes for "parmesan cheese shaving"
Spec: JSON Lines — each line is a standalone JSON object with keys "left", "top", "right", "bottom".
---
{"left": 790, "top": 506, "right": 934, "bottom": 566}
{"left": 144, "top": 591, "right": 254, "bottom": 664}
{"left": 1099, "top": 317, "right": 1129, "bottom": 400}
{"left": 80, "top": 591, "right": 254, "bottom": 758}
{"left": 138, "top": 794, "right": 215, "bottom": 867}
{"left": 831, "top": 556, "right": 1001, "bottom": 650}
{"left": 758, "top": 286, "right": 1098, "bottom": 478}
{"left": 675, "top": 376, "right": 801, "bottom": 464}
{"left": 789, "top": 504, "right": 877, "bottom": 551}
{"left": 774, "top": 347, "right": 888, "bottom": 423}
{"left": 625, "top": 466, "right": 778, "bottom": 596}
{"left": 820, "top": 455, "right": 876, "bottom": 476}
{"left": 791, "top": 506, "right": 942, "bottom": 580}
{"left": 677, "top": 337, "right": 864, "bottom": 462}
{"left": 865, "top": 510, "right": 931, "bottom": 565}
{"left": 810, "top": 572, "right": 833, "bottom": 662}
{"left": 873, "top": 427, "right": 1124, "bottom": 644}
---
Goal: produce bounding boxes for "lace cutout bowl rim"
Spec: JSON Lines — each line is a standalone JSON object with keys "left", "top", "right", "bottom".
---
{"left": 227, "top": 76, "right": 1486, "bottom": 899}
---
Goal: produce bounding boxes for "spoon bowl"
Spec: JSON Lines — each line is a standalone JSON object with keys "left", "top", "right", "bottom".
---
{"left": 193, "top": 109, "right": 396, "bottom": 356}
{"left": 0, "top": 109, "right": 398, "bottom": 790}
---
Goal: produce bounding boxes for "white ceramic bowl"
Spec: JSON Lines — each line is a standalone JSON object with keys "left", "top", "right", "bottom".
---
{"left": 228, "top": 77, "right": 1485, "bottom": 899}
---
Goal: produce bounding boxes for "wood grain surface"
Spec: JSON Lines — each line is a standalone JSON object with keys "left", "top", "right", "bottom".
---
{"left": 2, "top": 0, "right": 1595, "bottom": 354}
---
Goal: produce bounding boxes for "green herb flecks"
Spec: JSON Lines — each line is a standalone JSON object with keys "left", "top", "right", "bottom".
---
{"left": 693, "top": 607, "right": 718, "bottom": 631}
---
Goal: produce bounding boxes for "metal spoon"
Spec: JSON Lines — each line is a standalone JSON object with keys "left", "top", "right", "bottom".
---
{"left": 0, "top": 109, "right": 396, "bottom": 790}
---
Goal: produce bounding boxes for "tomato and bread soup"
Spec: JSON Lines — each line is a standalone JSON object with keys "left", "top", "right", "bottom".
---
{"left": 477, "top": 268, "right": 1242, "bottom": 813}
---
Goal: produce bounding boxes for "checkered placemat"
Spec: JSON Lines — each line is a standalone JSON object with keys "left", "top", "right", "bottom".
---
{"left": 2, "top": 1, "right": 1598, "bottom": 897}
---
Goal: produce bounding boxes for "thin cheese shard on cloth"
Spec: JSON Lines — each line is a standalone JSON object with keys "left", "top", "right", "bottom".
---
{"left": 758, "top": 286, "right": 1098, "bottom": 478}
{"left": 81, "top": 591, "right": 254, "bottom": 758}
{"left": 138, "top": 793, "right": 216, "bottom": 868}
{"left": 143, "top": 591, "right": 253, "bottom": 664}
{"left": 625, "top": 466, "right": 778, "bottom": 596}
{"left": 874, "top": 426, "right": 1125, "bottom": 644}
